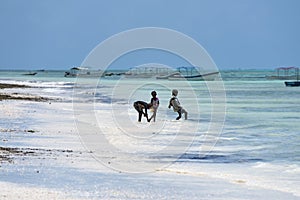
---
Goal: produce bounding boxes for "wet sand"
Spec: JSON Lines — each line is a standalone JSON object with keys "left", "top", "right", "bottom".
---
{"left": 0, "top": 83, "right": 53, "bottom": 165}
{"left": 0, "top": 83, "right": 51, "bottom": 102}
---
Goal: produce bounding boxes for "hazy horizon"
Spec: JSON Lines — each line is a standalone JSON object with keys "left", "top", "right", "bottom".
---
{"left": 0, "top": 66, "right": 285, "bottom": 71}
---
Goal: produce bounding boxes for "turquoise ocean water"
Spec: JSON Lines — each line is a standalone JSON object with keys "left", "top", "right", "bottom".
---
{"left": 0, "top": 69, "right": 299, "bottom": 195}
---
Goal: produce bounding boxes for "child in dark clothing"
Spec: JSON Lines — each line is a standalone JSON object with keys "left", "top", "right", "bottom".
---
{"left": 133, "top": 101, "right": 150, "bottom": 122}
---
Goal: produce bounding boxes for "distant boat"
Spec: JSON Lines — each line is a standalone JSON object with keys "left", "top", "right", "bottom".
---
{"left": 23, "top": 72, "right": 37, "bottom": 76}
{"left": 285, "top": 81, "right": 300, "bottom": 87}
{"left": 167, "top": 71, "right": 219, "bottom": 81}
{"left": 124, "top": 65, "right": 174, "bottom": 78}
{"left": 156, "top": 66, "right": 219, "bottom": 81}
{"left": 267, "top": 66, "right": 299, "bottom": 80}
{"left": 284, "top": 67, "right": 300, "bottom": 87}
{"left": 156, "top": 72, "right": 181, "bottom": 79}
{"left": 64, "top": 67, "right": 103, "bottom": 77}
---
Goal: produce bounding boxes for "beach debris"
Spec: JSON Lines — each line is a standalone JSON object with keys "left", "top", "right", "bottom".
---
{"left": 0, "top": 83, "right": 30, "bottom": 89}
{"left": 0, "top": 146, "right": 75, "bottom": 166}
{"left": 0, "top": 93, "right": 51, "bottom": 102}
{"left": 0, "top": 129, "right": 37, "bottom": 133}
{"left": 0, "top": 83, "right": 55, "bottom": 102}
{"left": 26, "top": 130, "right": 35, "bottom": 133}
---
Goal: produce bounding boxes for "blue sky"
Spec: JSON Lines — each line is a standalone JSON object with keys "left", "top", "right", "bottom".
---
{"left": 0, "top": 0, "right": 299, "bottom": 70}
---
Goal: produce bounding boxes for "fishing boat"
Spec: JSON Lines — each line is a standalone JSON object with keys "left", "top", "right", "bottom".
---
{"left": 64, "top": 67, "right": 103, "bottom": 77}
{"left": 267, "top": 67, "right": 299, "bottom": 80}
{"left": 157, "top": 66, "right": 219, "bottom": 81}
{"left": 285, "top": 81, "right": 300, "bottom": 87}
{"left": 167, "top": 71, "right": 219, "bottom": 81}
{"left": 156, "top": 72, "right": 181, "bottom": 79}
{"left": 124, "top": 65, "right": 174, "bottom": 79}
{"left": 22, "top": 72, "right": 37, "bottom": 76}
{"left": 284, "top": 67, "right": 300, "bottom": 87}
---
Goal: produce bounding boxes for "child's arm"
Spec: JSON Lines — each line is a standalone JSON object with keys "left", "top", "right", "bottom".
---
{"left": 168, "top": 98, "right": 173, "bottom": 108}
{"left": 142, "top": 102, "right": 148, "bottom": 116}
{"left": 149, "top": 98, "right": 153, "bottom": 108}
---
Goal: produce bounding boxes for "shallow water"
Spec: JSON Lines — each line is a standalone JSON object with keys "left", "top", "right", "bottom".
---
{"left": 1, "top": 69, "right": 299, "bottom": 197}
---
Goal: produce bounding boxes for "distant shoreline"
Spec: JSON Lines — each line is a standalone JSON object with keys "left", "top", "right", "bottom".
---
{"left": 0, "top": 68, "right": 277, "bottom": 71}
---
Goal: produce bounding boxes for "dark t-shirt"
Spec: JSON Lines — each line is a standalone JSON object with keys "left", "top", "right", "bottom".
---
{"left": 133, "top": 101, "right": 149, "bottom": 114}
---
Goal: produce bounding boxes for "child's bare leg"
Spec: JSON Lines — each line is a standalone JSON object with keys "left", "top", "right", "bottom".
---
{"left": 181, "top": 109, "right": 188, "bottom": 120}
{"left": 152, "top": 110, "right": 157, "bottom": 122}
{"left": 148, "top": 110, "right": 157, "bottom": 122}
{"left": 176, "top": 111, "right": 182, "bottom": 120}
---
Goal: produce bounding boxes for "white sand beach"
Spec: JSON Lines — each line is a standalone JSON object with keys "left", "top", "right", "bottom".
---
{"left": 1, "top": 80, "right": 299, "bottom": 200}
